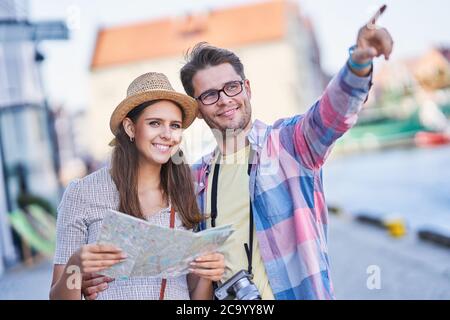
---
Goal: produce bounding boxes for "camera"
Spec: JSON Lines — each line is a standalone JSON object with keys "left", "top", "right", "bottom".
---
{"left": 214, "top": 269, "right": 261, "bottom": 300}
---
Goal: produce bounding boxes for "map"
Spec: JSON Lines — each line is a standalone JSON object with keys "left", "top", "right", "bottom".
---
{"left": 96, "top": 209, "right": 234, "bottom": 279}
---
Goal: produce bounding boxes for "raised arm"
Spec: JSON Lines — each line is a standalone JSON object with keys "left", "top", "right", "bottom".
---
{"left": 293, "top": 5, "right": 393, "bottom": 169}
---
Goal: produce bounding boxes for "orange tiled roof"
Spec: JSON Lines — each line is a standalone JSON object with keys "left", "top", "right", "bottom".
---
{"left": 91, "top": 1, "right": 295, "bottom": 69}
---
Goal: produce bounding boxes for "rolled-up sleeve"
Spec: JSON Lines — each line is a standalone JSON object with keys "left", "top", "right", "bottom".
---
{"left": 53, "top": 180, "right": 88, "bottom": 265}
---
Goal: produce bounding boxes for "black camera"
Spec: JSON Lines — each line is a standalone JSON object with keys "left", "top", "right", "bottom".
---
{"left": 214, "top": 269, "right": 261, "bottom": 300}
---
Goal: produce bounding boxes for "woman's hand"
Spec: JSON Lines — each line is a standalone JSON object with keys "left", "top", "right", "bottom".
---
{"left": 81, "top": 273, "right": 115, "bottom": 299}
{"left": 50, "top": 244, "right": 124, "bottom": 300}
{"left": 68, "top": 244, "right": 127, "bottom": 274}
{"left": 189, "top": 252, "right": 225, "bottom": 282}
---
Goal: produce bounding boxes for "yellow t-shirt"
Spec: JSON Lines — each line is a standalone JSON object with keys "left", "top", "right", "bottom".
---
{"left": 206, "top": 145, "right": 274, "bottom": 300}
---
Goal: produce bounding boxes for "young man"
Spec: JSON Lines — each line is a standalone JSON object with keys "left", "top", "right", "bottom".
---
{"left": 83, "top": 10, "right": 393, "bottom": 300}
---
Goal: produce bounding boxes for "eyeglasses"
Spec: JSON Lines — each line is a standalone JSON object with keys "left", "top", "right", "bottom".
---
{"left": 196, "top": 80, "right": 244, "bottom": 105}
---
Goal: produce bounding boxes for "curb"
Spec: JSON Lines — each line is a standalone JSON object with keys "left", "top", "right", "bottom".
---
{"left": 328, "top": 205, "right": 450, "bottom": 249}
{"left": 353, "top": 212, "right": 407, "bottom": 238}
{"left": 417, "top": 228, "right": 450, "bottom": 248}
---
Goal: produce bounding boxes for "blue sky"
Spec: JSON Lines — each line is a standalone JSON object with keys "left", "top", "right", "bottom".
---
{"left": 29, "top": 0, "right": 450, "bottom": 111}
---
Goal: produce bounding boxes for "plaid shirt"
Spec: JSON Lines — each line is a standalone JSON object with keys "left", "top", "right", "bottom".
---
{"left": 191, "top": 64, "right": 372, "bottom": 300}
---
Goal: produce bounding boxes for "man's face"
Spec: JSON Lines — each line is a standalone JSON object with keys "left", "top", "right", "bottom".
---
{"left": 192, "top": 63, "right": 252, "bottom": 135}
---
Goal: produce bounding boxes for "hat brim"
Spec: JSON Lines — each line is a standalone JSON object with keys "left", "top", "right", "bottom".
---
{"left": 110, "top": 90, "right": 198, "bottom": 136}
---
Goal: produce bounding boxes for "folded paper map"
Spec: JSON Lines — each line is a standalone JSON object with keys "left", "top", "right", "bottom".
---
{"left": 96, "top": 209, "right": 233, "bottom": 279}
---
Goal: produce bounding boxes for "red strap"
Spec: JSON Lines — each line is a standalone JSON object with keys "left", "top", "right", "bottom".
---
{"left": 169, "top": 206, "right": 175, "bottom": 228}
{"left": 159, "top": 206, "right": 176, "bottom": 300}
{"left": 159, "top": 279, "right": 167, "bottom": 300}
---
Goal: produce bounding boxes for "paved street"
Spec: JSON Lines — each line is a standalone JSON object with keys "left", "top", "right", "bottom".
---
{"left": 0, "top": 258, "right": 53, "bottom": 300}
{"left": 329, "top": 214, "right": 450, "bottom": 299}
{"left": 0, "top": 214, "right": 449, "bottom": 300}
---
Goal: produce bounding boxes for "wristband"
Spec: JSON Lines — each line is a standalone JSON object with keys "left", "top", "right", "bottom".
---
{"left": 348, "top": 45, "right": 373, "bottom": 70}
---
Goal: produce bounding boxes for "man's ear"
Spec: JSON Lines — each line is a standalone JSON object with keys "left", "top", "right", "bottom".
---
{"left": 122, "top": 118, "right": 135, "bottom": 139}
{"left": 244, "top": 79, "right": 251, "bottom": 100}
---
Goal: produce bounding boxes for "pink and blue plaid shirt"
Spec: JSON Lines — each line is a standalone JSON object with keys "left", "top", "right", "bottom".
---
{"left": 191, "top": 64, "right": 372, "bottom": 299}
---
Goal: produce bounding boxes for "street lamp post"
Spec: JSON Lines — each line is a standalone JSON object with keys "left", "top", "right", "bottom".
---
{"left": 0, "top": 4, "right": 69, "bottom": 271}
{"left": 0, "top": 19, "right": 68, "bottom": 212}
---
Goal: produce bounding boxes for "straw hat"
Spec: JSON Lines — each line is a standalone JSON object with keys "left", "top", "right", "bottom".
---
{"left": 109, "top": 72, "right": 198, "bottom": 136}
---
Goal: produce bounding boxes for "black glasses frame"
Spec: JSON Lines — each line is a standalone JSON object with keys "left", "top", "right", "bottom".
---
{"left": 196, "top": 80, "right": 245, "bottom": 105}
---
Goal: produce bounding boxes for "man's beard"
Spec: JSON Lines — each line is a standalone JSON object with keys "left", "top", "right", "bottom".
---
{"left": 207, "top": 102, "right": 252, "bottom": 136}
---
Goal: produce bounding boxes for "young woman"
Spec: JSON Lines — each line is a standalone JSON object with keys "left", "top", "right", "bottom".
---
{"left": 50, "top": 72, "right": 224, "bottom": 300}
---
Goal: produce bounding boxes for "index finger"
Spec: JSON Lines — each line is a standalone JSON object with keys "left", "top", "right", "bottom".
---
{"left": 88, "top": 244, "right": 122, "bottom": 253}
{"left": 195, "top": 252, "right": 223, "bottom": 262}
{"left": 82, "top": 272, "right": 103, "bottom": 281}
{"left": 367, "top": 4, "right": 387, "bottom": 29}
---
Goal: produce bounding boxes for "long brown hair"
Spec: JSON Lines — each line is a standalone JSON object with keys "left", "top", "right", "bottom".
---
{"left": 110, "top": 100, "right": 201, "bottom": 229}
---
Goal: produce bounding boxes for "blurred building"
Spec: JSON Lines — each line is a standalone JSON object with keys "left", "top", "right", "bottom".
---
{"left": 369, "top": 47, "right": 450, "bottom": 106}
{"left": 0, "top": 0, "right": 67, "bottom": 274}
{"left": 54, "top": 107, "right": 100, "bottom": 186}
{"left": 87, "top": 0, "right": 327, "bottom": 162}
{"left": 410, "top": 47, "right": 450, "bottom": 91}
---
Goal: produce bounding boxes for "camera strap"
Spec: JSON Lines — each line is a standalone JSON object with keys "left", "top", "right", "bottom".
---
{"left": 210, "top": 157, "right": 254, "bottom": 275}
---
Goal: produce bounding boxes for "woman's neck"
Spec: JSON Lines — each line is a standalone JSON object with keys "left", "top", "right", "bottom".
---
{"left": 137, "top": 159, "right": 162, "bottom": 193}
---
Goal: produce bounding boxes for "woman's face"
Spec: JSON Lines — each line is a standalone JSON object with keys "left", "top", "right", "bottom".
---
{"left": 124, "top": 100, "right": 183, "bottom": 166}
